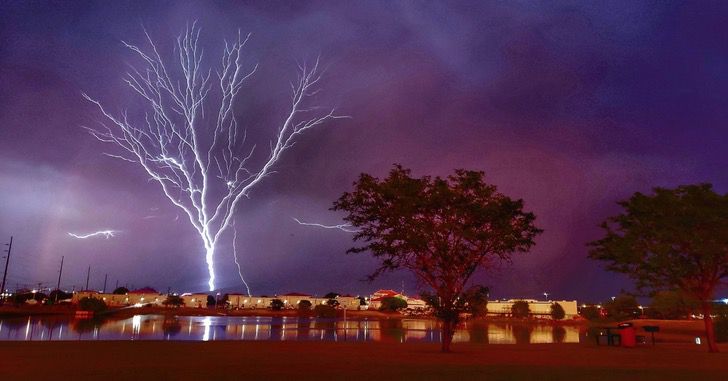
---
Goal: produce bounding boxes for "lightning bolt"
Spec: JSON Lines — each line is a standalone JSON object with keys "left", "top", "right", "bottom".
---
{"left": 232, "top": 221, "right": 252, "bottom": 296}
{"left": 68, "top": 230, "right": 120, "bottom": 239}
{"left": 83, "top": 24, "right": 344, "bottom": 291}
{"left": 292, "top": 217, "right": 359, "bottom": 233}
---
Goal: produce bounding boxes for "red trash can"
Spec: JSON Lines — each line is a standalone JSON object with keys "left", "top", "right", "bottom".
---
{"left": 618, "top": 323, "right": 636, "bottom": 348}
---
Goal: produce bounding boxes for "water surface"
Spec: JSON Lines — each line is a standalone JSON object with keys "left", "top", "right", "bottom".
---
{"left": 0, "top": 315, "right": 582, "bottom": 344}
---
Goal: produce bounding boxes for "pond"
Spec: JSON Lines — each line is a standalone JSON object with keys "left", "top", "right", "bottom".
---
{"left": 0, "top": 315, "right": 583, "bottom": 343}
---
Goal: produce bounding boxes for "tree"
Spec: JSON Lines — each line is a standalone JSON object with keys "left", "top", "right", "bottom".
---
{"left": 511, "top": 300, "right": 530, "bottom": 319}
{"left": 270, "top": 299, "right": 284, "bottom": 311}
{"left": 206, "top": 295, "right": 216, "bottom": 308}
{"left": 648, "top": 290, "right": 699, "bottom": 320}
{"left": 163, "top": 295, "right": 185, "bottom": 307}
{"left": 603, "top": 294, "right": 640, "bottom": 321}
{"left": 298, "top": 299, "right": 312, "bottom": 312}
{"left": 588, "top": 184, "right": 728, "bottom": 352}
{"left": 462, "top": 285, "right": 489, "bottom": 317}
{"left": 379, "top": 296, "right": 408, "bottom": 312}
{"left": 326, "top": 298, "right": 340, "bottom": 308}
{"left": 112, "top": 287, "right": 129, "bottom": 295}
{"left": 550, "top": 302, "right": 565, "bottom": 320}
{"left": 313, "top": 304, "right": 337, "bottom": 318}
{"left": 333, "top": 166, "right": 542, "bottom": 352}
{"left": 323, "top": 292, "right": 340, "bottom": 299}
{"left": 49, "top": 289, "right": 72, "bottom": 303}
{"left": 579, "top": 305, "right": 601, "bottom": 321}
{"left": 78, "top": 297, "right": 107, "bottom": 313}
{"left": 84, "top": 23, "right": 344, "bottom": 291}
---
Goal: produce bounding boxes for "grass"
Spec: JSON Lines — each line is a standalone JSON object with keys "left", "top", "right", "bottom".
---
{"left": 1, "top": 340, "right": 726, "bottom": 381}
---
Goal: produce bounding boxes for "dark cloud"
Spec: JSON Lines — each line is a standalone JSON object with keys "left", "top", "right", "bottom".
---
{"left": 1, "top": 1, "right": 727, "bottom": 300}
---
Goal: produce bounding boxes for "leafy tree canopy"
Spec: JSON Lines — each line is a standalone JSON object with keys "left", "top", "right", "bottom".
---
{"left": 588, "top": 184, "right": 728, "bottom": 352}
{"left": 333, "top": 165, "right": 541, "bottom": 352}
{"left": 550, "top": 302, "right": 566, "bottom": 320}
{"left": 511, "top": 300, "right": 530, "bottom": 319}
{"left": 112, "top": 287, "right": 129, "bottom": 295}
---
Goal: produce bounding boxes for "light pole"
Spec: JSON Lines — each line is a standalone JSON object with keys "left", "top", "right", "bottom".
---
{"left": 0, "top": 236, "right": 13, "bottom": 305}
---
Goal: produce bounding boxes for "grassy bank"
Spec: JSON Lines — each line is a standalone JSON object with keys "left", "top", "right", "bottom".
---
{"left": 1, "top": 340, "right": 726, "bottom": 381}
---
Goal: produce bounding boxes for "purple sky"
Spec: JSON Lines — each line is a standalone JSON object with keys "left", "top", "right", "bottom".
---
{"left": 1, "top": 1, "right": 727, "bottom": 301}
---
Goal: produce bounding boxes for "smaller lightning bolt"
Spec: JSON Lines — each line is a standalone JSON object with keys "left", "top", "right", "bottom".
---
{"left": 68, "top": 230, "right": 120, "bottom": 239}
{"left": 292, "top": 217, "right": 359, "bottom": 233}
{"left": 232, "top": 221, "right": 252, "bottom": 297}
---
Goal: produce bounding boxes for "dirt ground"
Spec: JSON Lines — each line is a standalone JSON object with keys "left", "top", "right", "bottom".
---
{"left": 1, "top": 340, "right": 726, "bottom": 381}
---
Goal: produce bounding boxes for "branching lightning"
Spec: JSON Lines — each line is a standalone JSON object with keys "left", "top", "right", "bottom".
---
{"left": 83, "top": 22, "right": 344, "bottom": 291}
{"left": 68, "top": 230, "right": 120, "bottom": 239}
{"left": 232, "top": 221, "right": 252, "bottom": 297}
{"left": 292, "top": 217, "right": 359, "bottom": 233}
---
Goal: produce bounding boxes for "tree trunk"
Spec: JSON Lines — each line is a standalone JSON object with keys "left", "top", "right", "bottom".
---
{"left": 441, "top": 320, "right": 454, "bottom": 353}
{"left": 701, "top": 301, "right": 719, "bottom": 353}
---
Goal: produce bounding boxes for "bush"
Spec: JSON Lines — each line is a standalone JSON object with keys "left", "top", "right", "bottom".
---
{"left": 648, "top": 290, "right": 699, "bottom": 319}
{"left": 313, "top": 304, "right": 337, "bottom": 318}
{"left": 715, "top": 315, "right": 728, "bottom": 343}
{"left": 463, "top": 285, "right": 489, "bottom": 317}
{"left": 511, "top": 300, "right": 530, "bottom": 319}
{"left": 580, "top": 305, "right": 601, "bottom": 320}
{"left": 326, "top": 298, "right": 340, "bottom": 307}
{"left": 604, "top": 294, "right": 640, "bottom": 321}
{"left": 78, "top": 297, "right": 107, "bottom": 313}
{"left": 379, "top": 296, "right": 408, "bottom": 312}
{"left": 49, "top": 289, "right": 73, "bottom": 303}
{"left": 298, "top": 299, "right": 312, "bottom": 312}
{"left": 112, "top": 287, "right": 129, "bottom": 295}
{"left": 270, "top": 298, "right": 284, "bottom": 310}
{"left": 550, "top": 302, "right": 566, "bottom": 320}
{"left": 163, "top": 295, "right": 185, "bottom": 307}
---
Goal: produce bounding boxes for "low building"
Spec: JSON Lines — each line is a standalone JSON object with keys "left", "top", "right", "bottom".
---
{"left": 486, "top": 299, "right": 578, "bottom": 319}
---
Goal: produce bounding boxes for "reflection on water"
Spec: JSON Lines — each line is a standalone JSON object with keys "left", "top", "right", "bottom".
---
{"left": 0, "top": 315, "right": 582, "bottom": 343}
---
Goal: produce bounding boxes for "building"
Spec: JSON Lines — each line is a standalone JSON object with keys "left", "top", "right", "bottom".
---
{"left": 486, "top": 299, "right": 579, "bottom": 319}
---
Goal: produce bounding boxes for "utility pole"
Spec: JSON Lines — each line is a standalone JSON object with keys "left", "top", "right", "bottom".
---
{"left": 103, "top": 273, "right": 107, "bottom": 293}
{"left": 85, "top": 266, "right": 90, "bottom": 290}
{"left": 1, "top": 236, "right": 13, "bottom": 304}
{"left": 56, "top": 256, "right": 64, "bottom": 290}
{"left": 54, "top": 256, "right": 65, "bottom": 303}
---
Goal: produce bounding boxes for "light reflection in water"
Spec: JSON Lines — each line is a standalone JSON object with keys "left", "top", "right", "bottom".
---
{"left": 0, "top": 315, "right": 583, "bottom": 344}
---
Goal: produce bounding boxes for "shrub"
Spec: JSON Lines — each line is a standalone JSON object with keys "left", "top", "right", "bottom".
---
{"left": 511, "top": 300, "right": 530, "bottom": 319}
{"left": 604, "top": 294, "right": 640, "bottom": 321}
{"left": 163, "top": 295, "right": 185, "bottom": 307}
{"left": 580, "top": 305, "right": 601, "bottom": 320}
{"left": 313, "top": 304, "right": 337, "bottom": 318}
{"left": 112, "top": 287, "right": 129, "bottom": 295}
{"left": 270, "top": 299, "right": 284, "bottom": 310}
{"left": 648, "top": 290, "right": 699, "bottom": 319}
{"left": 298, "top": 299, "right": 312, "bottom": 312}
{"left": 326, "top": 298, "right": 340, "bottom": 307}
{"left": 78, "top": 297, "right": 107, "bottom": 313}
{"left": 379, "top": 297, "right": 408, "bottom": 312}
{"left": 550, "top": 303, "right": 566, "bottom": 320}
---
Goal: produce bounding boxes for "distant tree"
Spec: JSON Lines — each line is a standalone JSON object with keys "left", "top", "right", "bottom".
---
{"left": 49, "top": 289, "right": 72, "bottom": 303}
{"left": 298, "top": 299, "right": 313, "bottom": 312}
{"left": 715, "top": 304, "right": 728, "bottom": 343}
{"left": 78, "top": 297, "right": 107, "bottom": 313}
{"left": 379, "top": 296, "right": 408, "bottom": 312}
{"left": 163, "top": 295, "right": 185, "bottom": 307}
{"left": 333, "top": 165, "right": 541, "bottom": 352}
{"left": 357, "top": 296, "right": 368, "bottom": 307}
{"left": 579, "top": 305, "right": 601, "bottom": 321}
{"left": 326, "top": 298, "right": 340, "bottom": 308}
{"left": 550, "top": 302, "right": 566, "bottom": 320}
{"left": 270, "top": 299, "right": 285, "bottom": 311}
{"left": 206, "top": 295, "right": 216, "bottom": 308}
{"left": 648, "top": 290, "right": 699, "bottom": 320}
{"left": 313, "top": 304, "right": 337, "bottom": 318}
{"left": 323, "top": 292, "right": 340, "bottom": 299}
{"left": 588, "top": 184, "right": 728, "bottom": 352}
{"left": 462, "top": 285, "right": 489, "bottom": 317}
{"left": 511, "top": 300, "right": 530, "bottom": 319}
{"left": 603, "top": 294, "right": 640, "bottom": 321}
{"left": 112, "top": 287, "right": 129, "bottom": 295}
